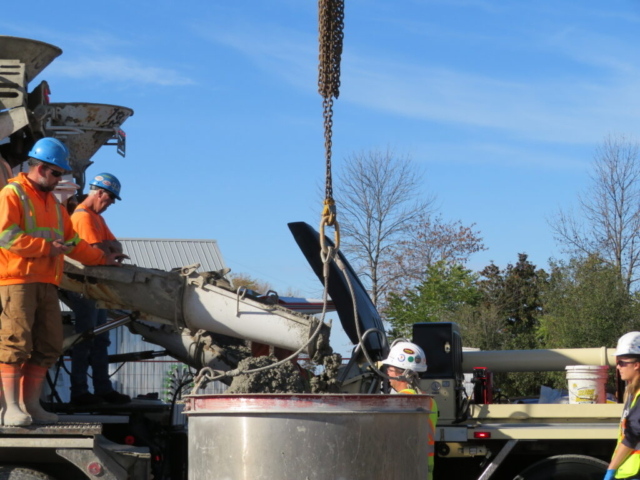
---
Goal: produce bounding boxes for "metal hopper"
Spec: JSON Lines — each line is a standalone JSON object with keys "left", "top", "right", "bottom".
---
{"left": 44, "top": 103, "right": 134, "bottom": 183}
{"left": 0, "top": 36, "right": 62, "bottom": 85}
{"left": 0, "top": 36, "right": 61, "bottom": 143}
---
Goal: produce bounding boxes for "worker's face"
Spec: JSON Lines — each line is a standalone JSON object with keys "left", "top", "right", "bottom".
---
{"left": 96, "top": 188, "right": 117, "bottom": 214}
{"left": 387, "top": 366, "right": 408, "bottom": 392}
{"left": 617, "top": 357, "right": 640, "bottom": 382}
{"left": 37, "top": 164, "right": 65, "bottom": 192}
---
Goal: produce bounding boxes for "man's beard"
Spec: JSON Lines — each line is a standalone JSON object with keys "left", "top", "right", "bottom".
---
{"left": 36, "top": 178, "right": 55, "bottom": 192}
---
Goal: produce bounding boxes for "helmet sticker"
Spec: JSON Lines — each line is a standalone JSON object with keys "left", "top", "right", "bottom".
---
{"left": 408, "top": 356, "right": 414, "bottom": 363}
{"left": 397, "top": 354, "right": 406, "bottom": 362}
{"left": 415, "top": 356, "right": 422, "bottom": 363}
{"left": 102, "top": 180, "right": 112, "bottom": 186}
{"left": 95, "top": 176, "right": 104, "bottom": 182}
{"left": 403, "top": 348, "right": 415, "bottom": 354}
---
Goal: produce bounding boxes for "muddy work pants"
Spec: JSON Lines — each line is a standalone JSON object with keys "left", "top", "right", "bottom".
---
{"left": 0, "top": 283, "right": 63, "bottom": 367}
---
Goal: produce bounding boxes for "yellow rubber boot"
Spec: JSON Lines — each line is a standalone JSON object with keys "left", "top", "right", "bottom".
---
{"left": 0, "top": 364, "right": 31, "bottom": 426}
{"left": 22, "top": 364, "right": 58, "bottom": 424}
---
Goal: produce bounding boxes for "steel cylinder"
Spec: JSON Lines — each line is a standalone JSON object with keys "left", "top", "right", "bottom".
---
{"left": 462, "top": 347, "right": 616, "bottom": 372}
{"left": 185, "top": 394, "right": 433, "bottom": 480}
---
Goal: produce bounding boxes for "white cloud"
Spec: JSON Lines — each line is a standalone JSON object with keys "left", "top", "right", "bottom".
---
{"left": 192, "top": 21, "right": 317, "bottom": 91}
{"left": 0, "top": 26, "right": 193, "bottom": 87}
{"left": 340, "top": 56, "right": 640, "bottom": 144}
{"left": 196, "top": 18, "right": 640, "bottom": 147}
{"left": 48, "top": 56, "right": 195, "bottom": 87}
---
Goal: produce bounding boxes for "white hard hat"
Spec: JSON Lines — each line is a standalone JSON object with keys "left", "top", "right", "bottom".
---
{"left": 616, "top": 332, "right": 640, "bottom": 356}
{"left": 382, "top": 341, "right": 427, "bottom": 373}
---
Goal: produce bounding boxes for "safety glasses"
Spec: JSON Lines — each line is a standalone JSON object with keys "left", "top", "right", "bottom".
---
{"left": 617, "top": 360, "right": 638, "bottom": 367}
{"left": 45, "top": 166, "right": 64, "bottom": 178}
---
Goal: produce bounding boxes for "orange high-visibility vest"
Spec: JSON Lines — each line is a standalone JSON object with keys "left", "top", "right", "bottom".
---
{"left": 0, "top": 173, "right": 105, "bottom": 285}
{"left": 72, "top": 206, "right": 116, "bottom": 245}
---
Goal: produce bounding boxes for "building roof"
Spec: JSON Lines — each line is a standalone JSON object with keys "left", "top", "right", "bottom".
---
{"left": 119, "top": 238, "right": 227, "bottom": 272}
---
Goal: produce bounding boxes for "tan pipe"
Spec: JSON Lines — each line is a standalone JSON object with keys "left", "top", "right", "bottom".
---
{"left": 462, "top": 347, "right": 616, "bottom": 373}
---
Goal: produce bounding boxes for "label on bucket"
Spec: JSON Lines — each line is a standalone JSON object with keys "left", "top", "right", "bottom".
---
{"left": 570, "top": 383, "right": 598, "bottom": 403}
{"left": 565, "top": 365, "right": 608, "bottom": 404}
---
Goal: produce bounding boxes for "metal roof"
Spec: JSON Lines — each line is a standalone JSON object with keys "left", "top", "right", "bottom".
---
{"left": 119, "top": 238, "right": 227, "bottom": 272}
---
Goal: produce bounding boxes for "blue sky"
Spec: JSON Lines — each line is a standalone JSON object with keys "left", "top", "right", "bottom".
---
{"left": 3, "top": 0, "right": 640, "bottom": 355}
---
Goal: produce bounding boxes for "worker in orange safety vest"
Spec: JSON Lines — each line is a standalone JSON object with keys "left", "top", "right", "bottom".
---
{"left": 383, "top": 340, "right": 438, "bottom": 480}
{"left": 0, "top": 137, "right": 127, "bottom": 426}
{"left": 63, "top": 172, "right": 131, "bottom": 406}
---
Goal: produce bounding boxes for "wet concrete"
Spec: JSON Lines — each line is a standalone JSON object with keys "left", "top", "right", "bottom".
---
{"left": 226, "top": 348, "right": 343, "bottom": 394}
{"left": 222, "top": 320, "right": 343, "bottom": 394}
{"left": 226, "top": 355, "right": 307, "bottom": 394}
{"left": 310, "top": 352, "right": 343, "bottom": 393}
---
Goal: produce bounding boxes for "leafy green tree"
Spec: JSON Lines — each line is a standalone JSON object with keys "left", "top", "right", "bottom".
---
{"left": 453, "top": 303, "right": 509, "bottom": 351}
{"left": 541, "top": 255, "right": 640, "bottom": 349}
{"left": 385, "top": 261, "right": 480, "bottom": 338}
{"left": 477, "top": 253, "right": 548, "bottom": 350}
{"left": 467, "top": 254, "right": 549, "bottom": 397}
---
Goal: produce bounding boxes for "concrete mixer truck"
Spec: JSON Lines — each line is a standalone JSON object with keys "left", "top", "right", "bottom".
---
{"left": 0, "top": 34, "right": 626, "bottom": 480}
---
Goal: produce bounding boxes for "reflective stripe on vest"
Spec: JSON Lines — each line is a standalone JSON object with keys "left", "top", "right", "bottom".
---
{"left": 0, "top": 183, "right": 64, "bottom": 248}
{"left": 399, "top": 389, "right": 436, "bottom": 479}
{"left": 616, "top": 391, "right": 640, "bottom": 478}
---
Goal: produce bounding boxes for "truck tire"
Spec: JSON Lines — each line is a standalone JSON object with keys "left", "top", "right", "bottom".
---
{"left": 513, "top": 455, "right": 608, "bottom": 480}
{"left": 0, "top": 467, "right": 56, "bottom": 480}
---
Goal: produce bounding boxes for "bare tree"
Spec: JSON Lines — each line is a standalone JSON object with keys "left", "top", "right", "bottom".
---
{"left": 551, "top": 135, "right": 640, "bottom": 291}
{"left": 335, "top": 149, "right": 435, "bottom": 308}
{"left": 381, "top": 213, "right": 487, "bottom": 295}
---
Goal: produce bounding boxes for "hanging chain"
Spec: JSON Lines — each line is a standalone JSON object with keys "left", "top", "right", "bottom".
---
{"left": 318, "top": 0, "right": 344, "bottom": 250}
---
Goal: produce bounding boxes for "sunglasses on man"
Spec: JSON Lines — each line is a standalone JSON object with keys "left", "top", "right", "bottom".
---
{"left": 104, "top": 191, "right": 117, "bottom": 201}
{"left": 44, "top": 165, "right": 64, "bottom": 178}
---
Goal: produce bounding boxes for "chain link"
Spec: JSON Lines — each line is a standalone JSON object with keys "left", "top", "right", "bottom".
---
{"left": 318, "top": 0, "right": 344, "bottom": 223}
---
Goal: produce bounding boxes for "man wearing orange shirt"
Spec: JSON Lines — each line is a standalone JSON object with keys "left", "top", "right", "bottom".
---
{"left": 0, "top": 138, "right": 126, "bottom": 426}
{"left": 65, "top": 173, "right": 131, "bottom": 406}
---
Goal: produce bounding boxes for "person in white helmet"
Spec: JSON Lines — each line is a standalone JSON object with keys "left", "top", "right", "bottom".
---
{"left": 382, "top": 340, "right": 428, "bottom": 394}
{"left": 606, "top": 332, "right": 640, "bottom": 480}
{"left": 382, "top": 340, "right": 437, "bottom": 480}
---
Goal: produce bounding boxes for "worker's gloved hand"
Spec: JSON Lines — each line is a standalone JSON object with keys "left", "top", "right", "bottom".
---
{"left": 105, "top": 252, "right": 129, "bottom": 266}
{"left": 604, "top": 469, "right": 616, "bottom": 480}
{"left": 49, "top": 239, "right": 72, "bottom": 256}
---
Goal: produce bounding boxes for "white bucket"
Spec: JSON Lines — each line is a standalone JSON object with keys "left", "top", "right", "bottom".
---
{"left": 565, "top": 365, "right": 608, "bottom": 404}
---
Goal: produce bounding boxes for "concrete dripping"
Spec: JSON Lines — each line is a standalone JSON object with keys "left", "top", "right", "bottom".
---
{"left": 226, "top": 346, "right": 343, "bottom": 394}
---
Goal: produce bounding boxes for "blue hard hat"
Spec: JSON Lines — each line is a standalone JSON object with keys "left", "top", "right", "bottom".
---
{"left": 90, "top": 173, "right": 122, "bottom": 200}
{"left": 28, "top": 137, "right": 72, "bottom": 171}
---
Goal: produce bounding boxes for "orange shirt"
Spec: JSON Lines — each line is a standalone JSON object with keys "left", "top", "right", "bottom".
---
{"left": 71, "top": 205, "right": 116, "bottom": 245}
{"left": 0, "top": 173, "right": 106, "bottom": 286}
